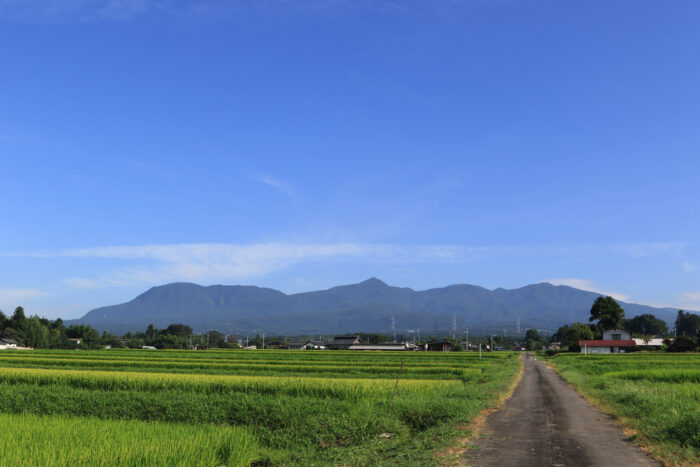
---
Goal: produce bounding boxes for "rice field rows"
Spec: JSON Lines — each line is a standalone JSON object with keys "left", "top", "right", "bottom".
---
{"left": 0, "top": 349, "right": 521, "bottom": 466}
{"left": 545, "top": 352, "right": 700, "bottom": 466}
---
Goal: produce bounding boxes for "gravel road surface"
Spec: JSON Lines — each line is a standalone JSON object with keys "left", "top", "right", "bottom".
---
{"left": 462, "top": 353, "right": 660, "bottom": 467}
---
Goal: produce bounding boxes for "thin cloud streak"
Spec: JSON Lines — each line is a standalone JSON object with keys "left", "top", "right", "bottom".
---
{"left": 0, "top": 288, "right": 48, "bottom": 307}
{"left": 250, "top": 174, "right": 297, "bottom": 199}
{"left": 47, "top": 242, "right": 479, "bottom": 289}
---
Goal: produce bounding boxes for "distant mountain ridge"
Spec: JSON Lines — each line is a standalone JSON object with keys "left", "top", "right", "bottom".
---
{"left": 67, "top": 278, "right": 693, "bottom": 335}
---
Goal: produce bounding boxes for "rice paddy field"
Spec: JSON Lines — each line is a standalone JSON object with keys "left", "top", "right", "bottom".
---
{"left": 545, "top": 352, "right": 700, "bottom": 466}
{"left": 0, "top": 349, "right": 521, "bottom": 466}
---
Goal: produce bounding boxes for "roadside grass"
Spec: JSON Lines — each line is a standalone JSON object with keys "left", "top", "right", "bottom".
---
{"left": 0, "top": 350, "right": 521, "bottom": 466}
{"left": 545, "top": 352, "right": 700, "bottom": 466}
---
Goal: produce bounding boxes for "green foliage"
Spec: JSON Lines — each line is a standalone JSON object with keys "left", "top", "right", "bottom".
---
{"left": 589, "top": 296, "right": 625, "bottom": 330}
{"left": 675, "top": 310, "right": 700, "bottom": 337}
{"left": 622, "top": 313, "right": 669, "bottom": 336}
{"left": 668, "top": 335, "right": 698, "bottom": 352}
{"left": 554, "top": 322, "right": 594, "bottom": 351}
{"left": 0, "top": 306, "right": 90, "bottom": 349}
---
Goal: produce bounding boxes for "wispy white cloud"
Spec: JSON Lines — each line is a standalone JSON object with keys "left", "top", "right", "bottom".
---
{"left": 680, "top": 291, "right": 700, "bottom": 305}
{"left": 542, "top": 278, "right": 629, "bottom": 302}
{"left": 0, "top": 288, "right": 48, "bottom": 306}
{"left": 608, "top": 241, "right": 688, "bottom": 258}
{"left": 37, "top": 242, "right": 480, "bottom": 289}
{"left": 251, "top": 174, "right": 297, "bottom": 199}
{"left": 682, "top": 261, "right": 695, "bottom": 273}
{"left": 0, "top": 0, "right": 153, "bottom": 22}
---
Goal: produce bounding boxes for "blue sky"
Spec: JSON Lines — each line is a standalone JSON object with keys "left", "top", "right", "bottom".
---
{"left": 1, "top": 0, "right": 699, "bottom": 320}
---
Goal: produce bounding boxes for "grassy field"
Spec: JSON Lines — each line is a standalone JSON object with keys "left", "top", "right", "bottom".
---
{"left": 0, "top": 349, "right": 521, "bottom": 466}
{"left": 545, "top": 352, "right": 700, "bottom": 466}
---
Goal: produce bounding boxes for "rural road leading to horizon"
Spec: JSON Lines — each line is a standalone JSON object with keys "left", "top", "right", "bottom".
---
{"left": 462, "top": 353, "right": 660, "bottom": 467}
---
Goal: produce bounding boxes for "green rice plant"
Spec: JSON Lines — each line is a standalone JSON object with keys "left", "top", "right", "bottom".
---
{"left": 0, "top": 413, "right": 261, "bottom": 466}
{"left": 0, "top": 349, "right": 521, "bottom": 465}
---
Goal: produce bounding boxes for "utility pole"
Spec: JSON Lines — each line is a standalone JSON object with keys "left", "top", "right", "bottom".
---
{"left": 391, "top": 316, "right": 396, "bottom": 343}
{"left": 452, "top": 314, "right": 457, "bottom": 339}
{"left": 491, "top": 335, "right": 494, "bottom": 352}
{"left": 516, "top": 316, "right": 521, "bottom": 335}
{"left": 479, "top": 342, "right": 482, "bottom": 359}
{"left": 262, "top": 333, "right": 265, "bottom": 350}
{"left": 465, "top": 328, "right": 469, "bottom": 351}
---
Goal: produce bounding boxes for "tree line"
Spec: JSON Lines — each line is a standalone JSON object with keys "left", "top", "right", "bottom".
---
{"left": 551, "top": 296, "right": 700, "bottom": 352}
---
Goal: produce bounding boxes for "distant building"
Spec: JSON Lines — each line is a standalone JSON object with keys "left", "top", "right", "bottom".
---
{"left": 328, "top": 336, "right": 361, "bottom": 350}
{"left": 579, "top": 329, "right": 636, "bottom": 353}
{"left": 632, "top": 337, "right": 665, "bottom": 348}
{"left": 0, "top": 338, "right": 18, "bottom": 349}
{"left": 287, "top": 341, "right": 327, "bottom": 350}
{"left": 348, "top": 343, "right": 408, "bottom": 351}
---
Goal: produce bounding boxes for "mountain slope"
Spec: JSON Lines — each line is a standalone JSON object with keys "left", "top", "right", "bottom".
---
{"left": 68, "top": 278, "right": 692, "bottom": 335}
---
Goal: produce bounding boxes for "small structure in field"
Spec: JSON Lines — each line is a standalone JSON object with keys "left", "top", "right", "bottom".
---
{"left": 579, "top": 329, "right": 636, "bottom": 353}
{"left": 425, "top": 341, "right": 453, "bottom": 352}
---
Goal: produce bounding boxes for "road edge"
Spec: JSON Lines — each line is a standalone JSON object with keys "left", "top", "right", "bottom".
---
{"left": 543, "top": 357, "right": 680, "bottom": 467}
{"left": 434, "top": 353, "right": 526, "bottom": 466}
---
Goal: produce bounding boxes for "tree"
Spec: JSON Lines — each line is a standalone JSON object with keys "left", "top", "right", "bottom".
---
{"left": 11, "top": 306, "right": 27, "bottom": 335}
{"left": 589, "top": 296, "right": 625, "bottom": 330}
{"left": 24, "top": 316, "right": 49, "bottom": 348}
{"left": 668, "top": 335, "right": 698, "bottom": 352}
{"left": 554, "top": 323, "right": 594, "bottom": 351}
{"left": 623, "top": 314, "right": 669, "bottom": 336}
{"left": 525, "top": 329, "right": 544, "bottom": 350}
{"left": 675, "top": 310, "right": 700, "bottom": 337}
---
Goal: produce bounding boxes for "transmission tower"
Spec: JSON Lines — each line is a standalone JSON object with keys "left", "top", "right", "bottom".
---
{"left": 516, "top": 316, "right": 521, "bottom": 335}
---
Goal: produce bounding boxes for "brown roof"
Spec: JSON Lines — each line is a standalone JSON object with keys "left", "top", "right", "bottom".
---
{"left": 579, "top": 339, "right": 636, "bottom": 347}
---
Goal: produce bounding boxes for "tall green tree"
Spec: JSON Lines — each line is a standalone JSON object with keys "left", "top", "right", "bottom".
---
{"left": 11, "top": 306, "right": 27, "bottom": 334}
{"left": 674, "top": 310, "right": 700, "bottom": 337}
{"left": 589, "top": 296, "right": 625, "bottom": 330}
{"left": 622, "top": 313, "right": 669, "bottom": 336}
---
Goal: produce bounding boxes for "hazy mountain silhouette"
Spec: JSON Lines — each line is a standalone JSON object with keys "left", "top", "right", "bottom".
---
{"left": 68, "top": 278, "right": 690, "bottom": 335}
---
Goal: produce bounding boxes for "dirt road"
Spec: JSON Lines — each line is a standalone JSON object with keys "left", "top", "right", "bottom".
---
{"left": 462, "top": 353, "right": 660, "bottom": 466}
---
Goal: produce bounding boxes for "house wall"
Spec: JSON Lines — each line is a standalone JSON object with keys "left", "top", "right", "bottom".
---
{"left": 602, "top": 329, "right": 631, "bottom": 340}
{"left": 582, "top": 346, "right": 611, "bottom": 354}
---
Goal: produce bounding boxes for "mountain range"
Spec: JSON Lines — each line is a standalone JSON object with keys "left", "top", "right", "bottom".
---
{"left": 67, "top": 278, "right": 692, "bottom": 335}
